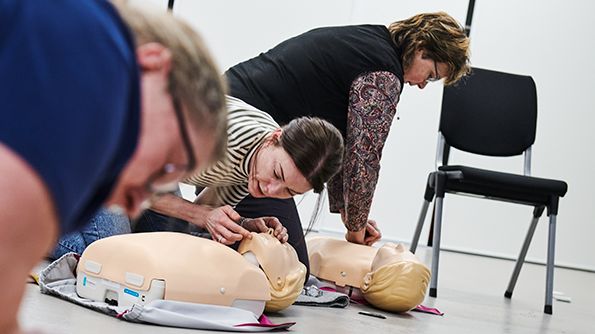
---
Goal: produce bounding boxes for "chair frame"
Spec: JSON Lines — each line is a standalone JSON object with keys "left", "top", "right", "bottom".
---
{"left": 410, "top": 112, "right": 560, "bottom": 314}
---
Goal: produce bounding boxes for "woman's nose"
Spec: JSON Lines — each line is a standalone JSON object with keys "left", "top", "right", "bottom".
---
{"left": 263, "top": 180, "right": 282, "bottom": 197}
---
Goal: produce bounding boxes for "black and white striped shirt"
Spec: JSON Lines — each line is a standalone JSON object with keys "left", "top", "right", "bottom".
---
{"left": 183, "top": 96, "right": 278, "bottom": 206}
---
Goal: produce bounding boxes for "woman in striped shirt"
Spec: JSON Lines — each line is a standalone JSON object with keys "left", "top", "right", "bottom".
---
{"left": 143, "top": 96, "right": 343, "bottom": 250}
{"left": 50, "top": 96, "right": 343, "bottom": 272}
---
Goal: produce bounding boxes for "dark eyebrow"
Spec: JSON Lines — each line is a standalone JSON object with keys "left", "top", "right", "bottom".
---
{"left": 279, "top": 164, "right": 301, "bottom": 196}
{"left": 279, "top": 163, "right": 286, "bottom": 181}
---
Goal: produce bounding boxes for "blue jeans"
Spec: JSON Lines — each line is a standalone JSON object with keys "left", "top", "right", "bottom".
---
{"left": 50, "top": 207, "right": 131, "bottom": 259}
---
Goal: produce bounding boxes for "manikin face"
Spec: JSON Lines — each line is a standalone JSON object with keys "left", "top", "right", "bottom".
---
{"left": 403, "top": 49, "right": 449, "bottom": 89}
{"left": 106, "top": 43, "right": 216, "bottom": 218}
{"left": 371, "top": 243, "right": 421, "bottom": 271}
{"left": 248, "top": 130, "right": 312, "bottom": 199}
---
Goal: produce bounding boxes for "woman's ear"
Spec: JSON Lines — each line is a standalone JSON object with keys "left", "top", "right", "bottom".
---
{"left": 269, "top": 128, "right": 283, "bottom": 144}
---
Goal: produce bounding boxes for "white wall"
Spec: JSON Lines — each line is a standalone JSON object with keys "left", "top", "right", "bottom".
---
{"left": 150, "top": 0, "right": 594, "bottom": 270}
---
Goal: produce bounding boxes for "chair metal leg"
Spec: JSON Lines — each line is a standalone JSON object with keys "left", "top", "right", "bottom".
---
{"left": 429, "top": 197, "right": 444, "bottom": 297}
{"left": 427, "top": 205, "right": 435, "bottom": 247}
{"left": 544, "top": 214, "right": 557, "bottom": 315}
{"left": 421, "top": 176, "right": 436, "bottom": 248}
{"left": 410, "top": 200, "right": 431, "bottom": 253}
{"left": 429, "top": 172, "right": 446, "bottom": 298}
{"left": 505, "top": 206, "right": 543, "bottom": 298}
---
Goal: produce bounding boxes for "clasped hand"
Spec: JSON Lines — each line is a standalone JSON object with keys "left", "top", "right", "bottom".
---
{"left": 204, "top": 205, "right": 288, "bottom": 245}
{"left": 345, "top": 219, "right": 382, "bottom": 246}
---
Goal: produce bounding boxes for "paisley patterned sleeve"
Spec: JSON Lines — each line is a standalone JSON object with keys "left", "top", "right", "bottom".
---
{"left": 327, "top": 71, "right": 401, "bottom": 231}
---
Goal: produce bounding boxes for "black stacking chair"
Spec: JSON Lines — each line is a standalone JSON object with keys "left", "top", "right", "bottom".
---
{"left": 409, "top": 67, "right": 568, "bottom": 314}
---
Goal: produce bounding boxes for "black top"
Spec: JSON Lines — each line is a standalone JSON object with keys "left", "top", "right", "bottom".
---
{"left": 225, "top": 25, "right": 404, "bottom": 135}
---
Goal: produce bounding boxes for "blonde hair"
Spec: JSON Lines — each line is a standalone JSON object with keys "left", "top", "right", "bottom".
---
{"left": 361, "top": 261, "right": 431, "bottom": 313}
{"left": 388, "top": 12, "right": 471, "bottom": 85}
{"left": 238, "top": 231, "right": 307, "bottom": 312}
{"left": 111, "top": 0, "right": 227, "bottom": 160}
{"left": 265, "top": 264, "right": 306, "bottom": 312}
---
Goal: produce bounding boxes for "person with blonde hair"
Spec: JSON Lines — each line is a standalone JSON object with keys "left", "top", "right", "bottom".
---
{"left": 224, "top": 12, "right": 471, "bottom": 264}
{"left": 0, "top": 1, "right": 226, "bottom": 332}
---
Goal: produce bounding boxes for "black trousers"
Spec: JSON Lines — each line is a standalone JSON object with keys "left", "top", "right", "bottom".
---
{"left": 134, "top": 194, "right": 310, "bottom": 278}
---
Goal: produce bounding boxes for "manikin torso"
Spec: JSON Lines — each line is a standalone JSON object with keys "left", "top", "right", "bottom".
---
{"left": 76, "top": 231, "right": 305, "bottom": 315}
{"left": 307, "top": 236, "right": 431, "bottom": 312}
{"left": 307, "top": 237, "right": 378, "bottom": 288}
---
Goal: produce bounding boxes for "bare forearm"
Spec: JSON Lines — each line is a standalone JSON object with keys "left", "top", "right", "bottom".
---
{"left": 193, "top": 187, "right": 223, "bottom": 207}
{"left": 150, "top": 193, "right": 211, "bottom": 228}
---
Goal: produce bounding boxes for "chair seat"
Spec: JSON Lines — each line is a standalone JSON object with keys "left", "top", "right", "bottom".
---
{"left": 436, "top": 165, "right": 568, "bottom": 206}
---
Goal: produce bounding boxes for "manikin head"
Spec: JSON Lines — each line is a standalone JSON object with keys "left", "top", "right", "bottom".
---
{"left": 238, "top": 231, "right": 307, "bottom": 312}
{"left": 307, "top": 237, "right": 430, "bottom": 313}
{"left": 388, "top": 12, "right": 470, "bottom": 89}
{"left": 105, "top": 1, "right": 227, "bottom": 218}
{"left": 361, "top": 243, "right": 430, "bottom": 312}
{"left": 248, "top": 117, "right": 343, "bottom": 199}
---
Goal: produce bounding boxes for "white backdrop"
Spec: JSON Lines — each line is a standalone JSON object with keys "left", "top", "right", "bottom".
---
{"left": 145, "top": 0, "right": 595, "bottom": 271}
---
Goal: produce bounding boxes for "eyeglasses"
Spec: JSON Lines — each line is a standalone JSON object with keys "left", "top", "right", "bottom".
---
{"left": 426, "top": 60, "right": 440, "bottom": 83}
{"left": 144, "top": 97, "right": 197, "bottom": 196}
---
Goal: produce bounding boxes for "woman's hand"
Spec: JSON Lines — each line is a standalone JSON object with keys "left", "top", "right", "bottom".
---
{"left": 240, "top": 216, "right": 289, "bottom": 243}
{"left": 345, "top": 229, "right": 365, "bottom": 244}
{"left": 204, "top": 205, "right": 252, "bottom": 245}
{"left": 363, "top": 219, "right": 381, "bottom": 245}
{"left": 345, "top": 220, "right": 381, "bottom": 246}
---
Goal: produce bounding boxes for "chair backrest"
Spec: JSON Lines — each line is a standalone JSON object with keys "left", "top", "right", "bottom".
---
{"left": 439, "top": 67, "right": 537, "bottom": 157}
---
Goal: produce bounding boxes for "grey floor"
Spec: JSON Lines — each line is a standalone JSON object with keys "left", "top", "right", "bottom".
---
{"left": 19, "top": 243, "right": 595, "bottom": 334}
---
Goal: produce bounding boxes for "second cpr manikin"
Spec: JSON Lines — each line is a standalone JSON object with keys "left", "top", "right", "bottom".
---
{"left": 307, "top": 236, "right": 431, "bottom": 312}
{"left": 76, "top": 231, "right": 305, "bottom": 316}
